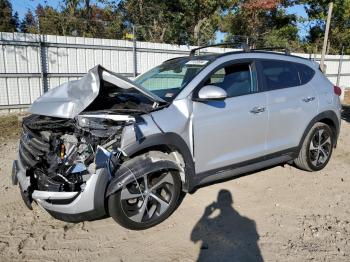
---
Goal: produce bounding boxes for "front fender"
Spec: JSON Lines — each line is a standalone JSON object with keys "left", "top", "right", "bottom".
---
{"left": 105, "top": 153, "right": 180, "bottom": 197}
{"left": 122, "top": 132, "right": 196, "bottom": 192}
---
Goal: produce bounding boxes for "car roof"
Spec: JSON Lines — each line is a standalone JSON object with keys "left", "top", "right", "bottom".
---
{"left": 163, "top": 50, "right": 315, "bottom": 67}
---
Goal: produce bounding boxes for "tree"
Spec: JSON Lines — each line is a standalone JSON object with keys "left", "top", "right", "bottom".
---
{"left": 120, "top": 0, "right": 236, "bottom": 45}
{"left": 299, "top": 0, "right": 350, "bottom": 54}
{"left": 179, "top": 0, "right": 237, "bottom": 45}
{"left": 120, "top": 0, "right": 181, "bottom": 43}
{"left": 220, "top": 0, "right": 300, "bottom": 49}
{"left": 28, "top": 1, "right": 125, "bottom": 39}
{"left": 0, "top": 0, "right": 19, "bottom": 32}
{"left": 20, "top": 10, "right": 37, "bottom": 33}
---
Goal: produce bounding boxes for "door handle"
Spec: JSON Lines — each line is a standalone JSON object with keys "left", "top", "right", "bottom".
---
{"left": 250, "top": 106, "right": 266, "bottom": 114}
{"left": 302, "top": 96, "right": 315, "bottom": 102}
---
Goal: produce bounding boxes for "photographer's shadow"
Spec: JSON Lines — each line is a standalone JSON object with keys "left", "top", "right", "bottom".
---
{"left": 191, "top": 190, "right": 263, "bottom": 262}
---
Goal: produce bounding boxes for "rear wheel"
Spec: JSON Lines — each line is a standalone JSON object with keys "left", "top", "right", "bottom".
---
{"left": 295, "top": 122, "right": 334, "bottom": 171}
{"left": 108, "top": 169, "right": 182, "bottom": 230}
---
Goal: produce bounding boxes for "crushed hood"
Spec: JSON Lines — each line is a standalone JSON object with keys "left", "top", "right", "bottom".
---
{"left": 29, "top": 65, "right": 165, "bottom": 119}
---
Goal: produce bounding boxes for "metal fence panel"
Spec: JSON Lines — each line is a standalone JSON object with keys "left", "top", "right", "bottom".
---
{"left": 0, "top": 31, "right": 349, "bottom": 113}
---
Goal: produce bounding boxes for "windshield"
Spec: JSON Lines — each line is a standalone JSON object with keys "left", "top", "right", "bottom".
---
{"left": 134, "top": 58, "right": 210, "bottom": 101}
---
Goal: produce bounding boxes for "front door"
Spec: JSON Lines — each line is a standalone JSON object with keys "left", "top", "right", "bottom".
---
{"left": 192, "top": 61, "right": 268, "bottom": 174}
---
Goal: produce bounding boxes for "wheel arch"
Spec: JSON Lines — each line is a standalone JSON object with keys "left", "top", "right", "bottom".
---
{"left": 298, "top": 110, "right": 340, "bottom": 150}
{"left": 121, "top": 132, "right": 196, "bottom": 192}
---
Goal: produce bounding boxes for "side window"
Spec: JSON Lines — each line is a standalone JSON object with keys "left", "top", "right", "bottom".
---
{"left": 205, "top": 63, "right": 257, "bottom": 98}
{"left": 298, "top": 64, "right": 315, "bottom": 85}
{"left": 261, "top": 60, "right": 301, "bottom": 90}
{"left": 209, "top": 68, "right": 225, "bottom": 84}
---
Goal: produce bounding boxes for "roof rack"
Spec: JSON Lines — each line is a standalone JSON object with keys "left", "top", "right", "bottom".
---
{"left": 189, "top": 42, "right": 250, "bottom": 56}
{"left": 189, "top": 42, "right": 291, "bottom": 56}
{"left": 251, "top": 47, "right": 291, "bottom": 55}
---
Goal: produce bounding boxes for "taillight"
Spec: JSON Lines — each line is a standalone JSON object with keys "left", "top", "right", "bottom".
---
{"left": 334, "top": 85, "right": 342, "bottom": 96}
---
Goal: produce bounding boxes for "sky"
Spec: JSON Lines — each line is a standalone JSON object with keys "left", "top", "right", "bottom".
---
{"left": 12, "top": 0, "right": 310, "bottom": 42}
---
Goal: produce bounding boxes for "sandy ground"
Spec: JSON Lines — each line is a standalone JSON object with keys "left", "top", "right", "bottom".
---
{"left": 1, "top": 112, "right": 350, "bottom": 261}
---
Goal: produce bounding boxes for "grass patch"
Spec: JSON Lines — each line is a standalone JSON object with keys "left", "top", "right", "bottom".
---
{"left": 0, "top": 115, "right": 21, "bottom": 141}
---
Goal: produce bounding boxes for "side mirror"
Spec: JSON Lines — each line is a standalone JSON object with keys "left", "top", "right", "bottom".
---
{"left": 196, "top": 85, "right": 227, "bottom": 101}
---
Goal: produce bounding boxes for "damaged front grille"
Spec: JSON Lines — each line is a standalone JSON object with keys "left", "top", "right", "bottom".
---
{"left": 18, "top": 114, "right": 125, "bottom": 193}
{"left": 19, "top": 125, "right": 50, "bottom": 169}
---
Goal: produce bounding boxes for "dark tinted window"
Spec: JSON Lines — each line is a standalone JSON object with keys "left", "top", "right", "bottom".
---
{"left": 205, "top": 63, "right": 257, "bottom": 97}
{"left": 298, "top": 64, "right": 315, "bottom": 84}
{"left": 261, "top": 60, "right": 300, "bottom": 90}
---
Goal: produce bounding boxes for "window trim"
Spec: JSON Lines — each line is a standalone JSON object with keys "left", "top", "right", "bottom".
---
{"left": 256, "top": 59, "right": 316, "bottom": 92}
{"left": 192, "top": 59, "right": 260, "bottom": 100}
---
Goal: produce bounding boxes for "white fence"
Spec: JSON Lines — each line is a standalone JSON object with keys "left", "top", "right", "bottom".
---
{"left": 0, "top": 32, "right": 349, "bottom": 113}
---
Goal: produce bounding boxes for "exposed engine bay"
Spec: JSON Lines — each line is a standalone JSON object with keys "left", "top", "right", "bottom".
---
{"left": 17, "top": 65, "right": 166, "bottom": 198}
{"left": 20, "top": 114, "right": 127, "bottom": 194}
{"left": 12, "top": 65, "right": 187, "bottom": 227}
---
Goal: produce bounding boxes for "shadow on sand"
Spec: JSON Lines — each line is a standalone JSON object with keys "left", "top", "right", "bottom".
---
{"left": 191, "top": 190, "right": 263, "bottom": 262}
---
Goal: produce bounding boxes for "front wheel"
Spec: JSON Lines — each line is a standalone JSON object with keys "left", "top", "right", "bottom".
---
{"left": 294, "top": 122, "right": 334, "bottom": 171}
{"left": 108, "top": 169, "right": 182, "bottom": 230}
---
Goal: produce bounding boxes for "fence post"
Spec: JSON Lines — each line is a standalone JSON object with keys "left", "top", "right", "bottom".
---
{"left": 336, "top": 46, "right": 344, "bottom": 87}
{"left": 38, "top": 21, "right": 49, "bottom": 93}
{"left": 132, "top": 25, "right": 137, "bottom": 78}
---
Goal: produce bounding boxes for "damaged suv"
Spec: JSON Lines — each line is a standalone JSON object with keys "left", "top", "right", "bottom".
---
{"left": 12, "top": 45, "right": 341, "bottom": 230}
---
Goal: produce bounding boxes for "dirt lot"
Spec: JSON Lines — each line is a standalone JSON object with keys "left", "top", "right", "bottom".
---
{"left": 1, "top": 110, "right": 350, "bottom": 262}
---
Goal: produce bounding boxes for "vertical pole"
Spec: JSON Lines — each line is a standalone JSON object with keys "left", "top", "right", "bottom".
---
{"left": 320, "top": 2, "right": 333, "bottom": 72}
{"left": 336, "top": 46, "right": 344, "bottom": 87}
{"left": 38, "top": 19, "right": 49, "bottom": 92}
{"left": 132, "top": 25, "right": 137, "bottom": 78}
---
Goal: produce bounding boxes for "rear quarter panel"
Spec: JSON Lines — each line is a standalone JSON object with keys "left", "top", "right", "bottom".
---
{"left": 313, "top": 70, "right": 342, "bottom": 121}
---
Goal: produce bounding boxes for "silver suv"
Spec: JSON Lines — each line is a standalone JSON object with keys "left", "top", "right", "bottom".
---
{"left": 12, "top": 46, "right": 342, "bottom": 230}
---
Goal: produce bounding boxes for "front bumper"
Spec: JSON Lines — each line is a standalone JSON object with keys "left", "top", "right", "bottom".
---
{"left": 11, "top": 160, "right": 18, "bottom": 185}
{"left": 12, "top": 157, "right": 109, "bottom": 221}
{"left": 12, "top": 159, "right": 33, "bottom": 209}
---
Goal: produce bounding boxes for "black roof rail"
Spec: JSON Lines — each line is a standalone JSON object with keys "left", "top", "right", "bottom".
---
{"left": 189, "top": 42, "right": 250, "bottom": 56}
{"left": 251, "top": 47, "right": 291, "bottom": 55}
{"left": 189, "top": 42, "right": 291, "bottom": 56}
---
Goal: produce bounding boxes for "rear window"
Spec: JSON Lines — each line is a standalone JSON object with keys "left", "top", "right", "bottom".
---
{"left": 261, "top": 60, "right": 316, "bottom": 91}
{"left": 261, "top": 60, "right": 300, "bottom": 90}
{"left": 298, "top": 64, "right": 315, "bottom": 84}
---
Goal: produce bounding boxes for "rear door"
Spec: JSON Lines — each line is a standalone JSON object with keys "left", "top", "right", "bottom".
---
{"left": 258, "top": 59, "right": 318, "bottom": 154}
{"left": 192, "top": 60, "right": 268, "bottom": 174}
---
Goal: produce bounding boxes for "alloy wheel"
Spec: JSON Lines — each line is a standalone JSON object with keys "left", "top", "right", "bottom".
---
{"left": 120, "top": 171, "right": 175, "bottom": 223}
{"left": 309, "top": 128, "right": 332, "bottom": 167}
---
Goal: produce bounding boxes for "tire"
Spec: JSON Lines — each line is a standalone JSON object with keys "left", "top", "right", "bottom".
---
{"left": 294, "top": 122, "right": 334, "bottom": 171}
{"left": 108, "top": 155, "right": 182, "bottom": 230}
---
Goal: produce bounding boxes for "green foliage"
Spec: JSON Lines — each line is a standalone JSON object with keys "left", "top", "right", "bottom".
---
{"left": 221, "top": 0, "right": 300, "bottom": 49}
{"left": 0, "top": 0, "right": 19, "bottom": 32}
{"left": 19, "top": 0, "right": 126, "bottom": 38}
{"left": 119, "top": 0, "right": 236, "bottom": 45}
{"left": 299, "top": 0, "right": 350, "bottom": 54}
{"left": 1, "top": 0, "right": 348, "bottom": 54}
{"left": 20, "top": 10, "right": 37, "bottom": 33}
